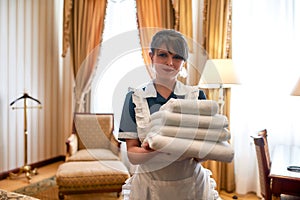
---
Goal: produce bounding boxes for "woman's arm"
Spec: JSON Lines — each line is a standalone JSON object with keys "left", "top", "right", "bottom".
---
{"left": 126, "top": 139, "right": 158, "bottom": 165}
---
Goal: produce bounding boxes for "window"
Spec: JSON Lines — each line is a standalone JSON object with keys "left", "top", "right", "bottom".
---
{"left": 91, "top": 0, "right": 150, "bottom": 132}
{"left": 231, "top": 0, "right": 300, "bottom": 194}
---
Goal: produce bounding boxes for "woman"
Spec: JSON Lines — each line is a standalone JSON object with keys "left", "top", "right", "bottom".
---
{"left": 118, "top": 29, "right": 219, "bottom": 200}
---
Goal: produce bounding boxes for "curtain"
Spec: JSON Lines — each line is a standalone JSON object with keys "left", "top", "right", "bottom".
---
{"left": 231, "top": 0, "right": 300, "bottom": 195}
{"left": 62, "top": 0, "right": 107, "bottom": 112}
{"left": 202, "top": 0, "right": 235, "bottom": 192}
{"left": 172, "top": 0, "right": 193, "bottom": 50}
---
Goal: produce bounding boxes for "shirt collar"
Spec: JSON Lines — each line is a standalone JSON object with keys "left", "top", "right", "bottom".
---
{"left": 141, "top": 79, "right": 191, "bottom": 98}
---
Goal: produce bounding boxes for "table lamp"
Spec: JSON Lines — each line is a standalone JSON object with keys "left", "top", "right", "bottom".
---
{"left": 291, "top": 78, "right": 300, "bottom": 96}
{"left": 199, "top": 59, "right": 240, "bottom": 115}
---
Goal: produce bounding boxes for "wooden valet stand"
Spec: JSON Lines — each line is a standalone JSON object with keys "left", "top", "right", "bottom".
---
{"left": 9, "top": 93, "right": 42, "bottom": 183}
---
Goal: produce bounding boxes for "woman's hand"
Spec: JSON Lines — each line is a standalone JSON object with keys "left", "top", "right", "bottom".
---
{"left": 126, "top": 139, "right": 157, "bottom": 165}
{"left": 141, "top": 141, "right": 154, "bottom": 151}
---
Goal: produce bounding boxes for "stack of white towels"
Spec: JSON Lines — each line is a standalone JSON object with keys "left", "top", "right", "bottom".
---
{"left": 143, "top": 98, "right": 234, "bottom": 162}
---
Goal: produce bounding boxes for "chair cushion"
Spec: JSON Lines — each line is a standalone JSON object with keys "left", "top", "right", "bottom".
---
{"left": 56, "top": 161, "right": 129, "bottom": 188}
{"left": 67, "top": 149, "right": 120, "bottom": 161}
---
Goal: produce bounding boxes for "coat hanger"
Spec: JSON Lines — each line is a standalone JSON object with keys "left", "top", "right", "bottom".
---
{"left": 10, "top": 92, "right": 41, "bottom": 106}
{"left": 9, "top": 92, "right": 41, "bottom": 182}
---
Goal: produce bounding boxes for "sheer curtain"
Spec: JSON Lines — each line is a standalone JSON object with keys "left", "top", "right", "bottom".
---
{"left": 232, "top": 0, "right": 300, "bottom": 195}
{"left": 91, "top": 0, "right": 150, "bottom": 169}
{"left": 91, "top": 0, "right": 148, "bottom": 131}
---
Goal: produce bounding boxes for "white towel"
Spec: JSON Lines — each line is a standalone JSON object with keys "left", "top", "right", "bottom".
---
{"left": 160, "top": 99, "right": 219, "bottom": 116}
{"left": 151, "top": 111, "right": 228, "bottom": 129}
{"left": 145, "top": 134, "right": 234, "bottom": 163}
{"left": 150, "top": 125, "right": 231, "bottom": 142}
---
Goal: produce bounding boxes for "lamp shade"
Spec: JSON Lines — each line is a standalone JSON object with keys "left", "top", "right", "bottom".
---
{"left": 199, "top": 59, "right": 240, "bottom": 88}
{"left": 291, "top": 78, "right": 300, "bottom": 96}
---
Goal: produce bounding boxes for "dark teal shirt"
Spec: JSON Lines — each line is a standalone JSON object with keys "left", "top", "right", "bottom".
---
{"left": 118, "top": 89, "right": 206, "bottom": 139}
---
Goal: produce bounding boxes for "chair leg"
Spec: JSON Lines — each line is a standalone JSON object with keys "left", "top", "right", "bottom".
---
{"left": 58, "top": 191, "right": 65, "bottom": 200}
{"left": 117, "top": 192, "right": 121, "bottom": 197}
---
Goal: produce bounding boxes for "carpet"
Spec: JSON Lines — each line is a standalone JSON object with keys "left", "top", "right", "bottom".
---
{"left": 12, "top": 176, "right": 122, "bottom": 200}
{"left": 13, "top": 176, "right": 58, "bottom": 199}
{"left": 0, "top": 189, "right": 39, "bottom": 200}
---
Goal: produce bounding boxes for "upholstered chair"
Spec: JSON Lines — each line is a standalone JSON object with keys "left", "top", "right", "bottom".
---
{"left": 65, "top": 113, "right": 120, "bottom": 162}
{"left": 56, "top": 113, "right": 130, "bottom": 199}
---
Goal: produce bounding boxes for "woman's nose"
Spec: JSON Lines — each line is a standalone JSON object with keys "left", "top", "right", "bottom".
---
{"left": 166, "top": 56, "right": 173, "bottom": 66}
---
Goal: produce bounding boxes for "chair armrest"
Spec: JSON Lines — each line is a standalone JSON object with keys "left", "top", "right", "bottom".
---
{"left": 110, "top": 135, "right": 121, "bottom": 156}
{"left": 65, "top": 134, "right": 78, "bottom": 160}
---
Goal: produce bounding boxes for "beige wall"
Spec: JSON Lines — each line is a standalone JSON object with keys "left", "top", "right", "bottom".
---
{"left": 0, "top": 0, "right": 73, "bottom": 172}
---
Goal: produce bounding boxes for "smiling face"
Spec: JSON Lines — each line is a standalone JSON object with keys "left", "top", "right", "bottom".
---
{"left": 149, "top": 30, "right": 189, "bottom": 84}
{"left": 150, "top": 45, "right": 185, "bottom": 82}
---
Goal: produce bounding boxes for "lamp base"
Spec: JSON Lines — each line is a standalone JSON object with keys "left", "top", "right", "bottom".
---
{"left": 218, "top": 85, "right": 225, "bottom": 115}
{"left": 218, "top": 100, "right": 224, "bottom": 115}
{"left": 9, "top": 165, "right": 38, "bottom": 183}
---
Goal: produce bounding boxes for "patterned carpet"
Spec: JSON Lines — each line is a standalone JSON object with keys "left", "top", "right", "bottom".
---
{"left": 1, "top": 161, "right": 260, "bottom": 200}
{"left": 0, "top": 189, "right": 39, "bottom": 200}
{"left": 12, "top": 175, "right": 122, "bottom": 200}
{"left": 13, "top": 176, "right": 58, "bottom": 199}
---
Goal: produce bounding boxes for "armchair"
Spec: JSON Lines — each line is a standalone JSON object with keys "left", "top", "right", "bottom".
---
{"left": 56, "top": 113, "right": 130, "bottom": 199}
{"left": 65, "top": 113, "right": 120, "bottom": 161}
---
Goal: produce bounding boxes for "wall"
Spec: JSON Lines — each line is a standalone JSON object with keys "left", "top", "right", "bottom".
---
{"left": 0, "top": 0, "right": 73, "bottom": 172}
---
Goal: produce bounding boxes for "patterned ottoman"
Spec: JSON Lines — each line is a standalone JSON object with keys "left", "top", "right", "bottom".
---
{"left": 56, "top": 161, "right": 130, "bottom": 199}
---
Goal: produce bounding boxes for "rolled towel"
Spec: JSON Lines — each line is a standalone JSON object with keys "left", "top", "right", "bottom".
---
{"left": 151, "top": 110, "right": 228, "bottom": 129}
{"left": 145, "top": 134, "right": 234, "bottom": 163}
{"left": 160, "top": 98, "right": 219, "bottom": 116}
{"left": 150, "top": 125, "right": 231, "bottom": 142}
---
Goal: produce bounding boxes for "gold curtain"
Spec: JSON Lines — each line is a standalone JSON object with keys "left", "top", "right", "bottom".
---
{"left": 202, "top": 0, "right": 235, "bottom": 192}
{"left": 203, "top": 0, "right": 231, "bottom": 58}
{"left": 62, "top": 0, "right": 107, "bottom": 112}
{"left": 172, "top": 0, "right": 193, "bottom": 51}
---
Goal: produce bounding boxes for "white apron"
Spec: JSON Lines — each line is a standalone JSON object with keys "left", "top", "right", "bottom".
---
{"left": 122, "top": 81, "right": 220, "bottom": 200}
